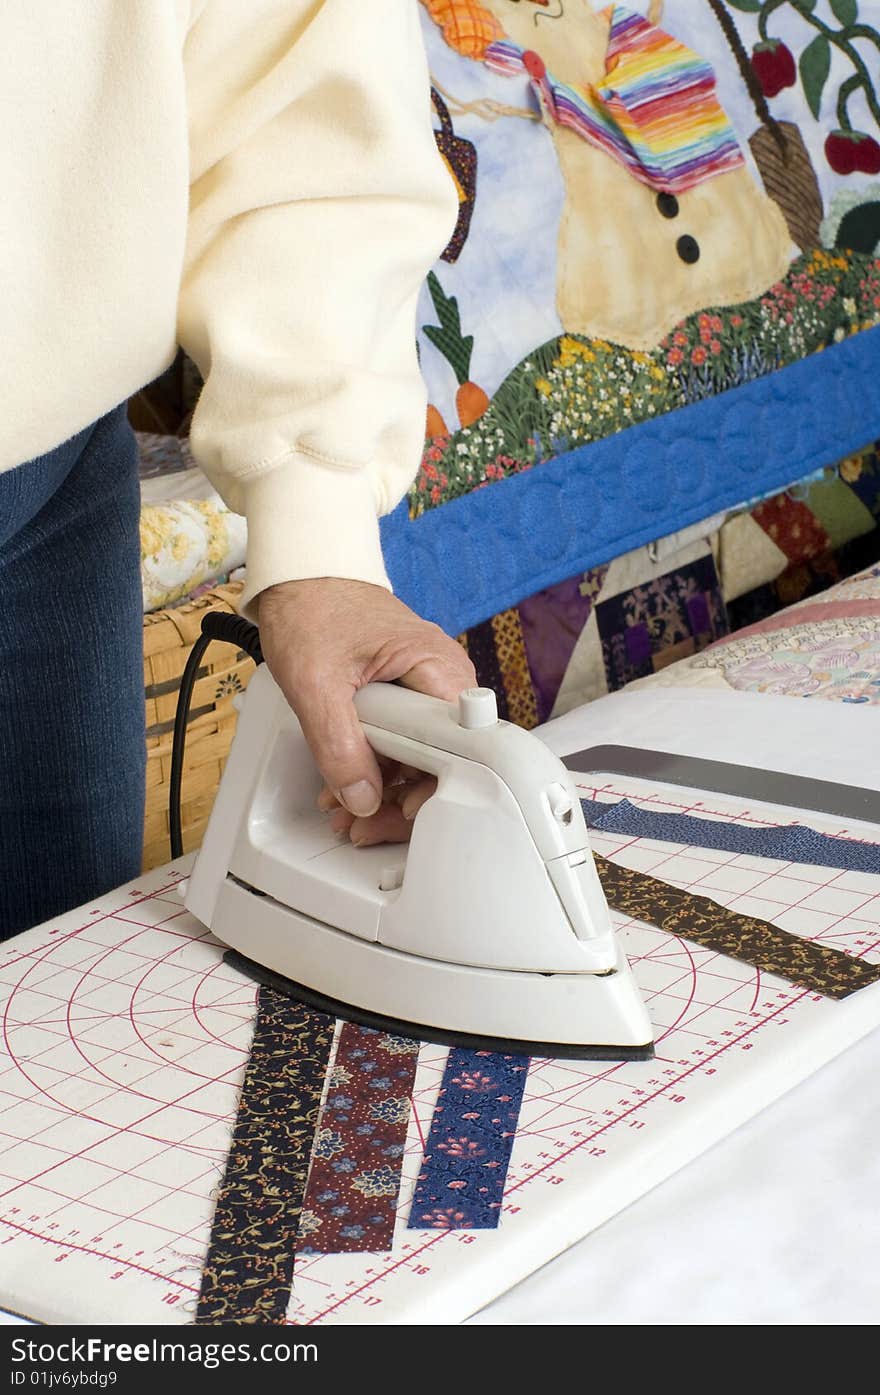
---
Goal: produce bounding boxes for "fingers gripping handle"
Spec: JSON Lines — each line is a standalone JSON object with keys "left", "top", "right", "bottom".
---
{"left": 353, "top": 682, "right": 615, "bottom": 953}
{"left": 352, "top": 683, "right": 589, "bottom": 865}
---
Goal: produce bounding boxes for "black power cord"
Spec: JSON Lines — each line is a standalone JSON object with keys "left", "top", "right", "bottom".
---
{"left": 169, "top": 610, "right": 264, "bottom": 859}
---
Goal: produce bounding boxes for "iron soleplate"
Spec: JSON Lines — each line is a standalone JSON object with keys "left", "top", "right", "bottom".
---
{"left": 224, "top": 949, "right": 654, "bottom": 1062}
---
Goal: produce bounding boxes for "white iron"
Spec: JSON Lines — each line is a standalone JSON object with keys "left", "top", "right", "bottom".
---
{"left": 185, "top": 667, "right": 653, "bottom": 1059}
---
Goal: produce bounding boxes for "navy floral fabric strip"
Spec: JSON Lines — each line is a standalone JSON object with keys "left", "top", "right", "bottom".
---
{"left": 299, "top": 1022, "right": 420, "bottom": 1254}
{"left": 407, "top": 1050, "right": 530, "bottom": 1231}
{"left": 580, "top": 797, "right": 880, "bottom": 874}
{"left": 195, "top": 988, "right": 334, "bottom": 1325}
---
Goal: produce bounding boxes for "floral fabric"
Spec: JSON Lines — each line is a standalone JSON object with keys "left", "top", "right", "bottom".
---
{"left": 137, "top": 432, "right": 247, "bottom": 613}
{"left": 631, "top": 558, "right": 880, "bottom": 703}
{"left": 595, "top": 855, "right": 880, "bottom": 1001}
{"left": 140, "top": 498, "right": 247, "bottom": 613}
{"left": 582, "top": 797, "right": 880, "bottom": 876}
{"left": 680, "top": 560, "right": 880, "bottom": 702}
{"left": 299, "top": 1023, "right": 420, "bottom": 1254}
{"left": 412, "top": 250, "right": 880, "bottom": 518}
{"left": 596, "top": 552, "right": 728, "bottom": 692}
{"left": 695, "top": 614, "right": 880, "bottom": 702}
{"left": 408, "top": 1050, "right": 530, "bottom": 1231}
{"left": 195, "top": 989, "right": 334, "bottom": 1325}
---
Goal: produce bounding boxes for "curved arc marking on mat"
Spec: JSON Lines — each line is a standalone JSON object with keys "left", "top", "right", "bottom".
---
{"left": 0, "top": 912, "right": 247, "bottom": 1161}
{"left": 501, "top": 990, "right": 811, "bottom": 1199}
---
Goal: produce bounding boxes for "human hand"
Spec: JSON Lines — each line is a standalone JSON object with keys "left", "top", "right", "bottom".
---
{"left": 256, "top": 578, "right": 476, "bottom": 844}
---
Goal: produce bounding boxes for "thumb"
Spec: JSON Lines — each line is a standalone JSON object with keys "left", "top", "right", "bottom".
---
{"left": 291, "top": 678, "right": 384, "bottom": 818}
{"left": 397, "top": 652, "right": 477, "bottom": 703}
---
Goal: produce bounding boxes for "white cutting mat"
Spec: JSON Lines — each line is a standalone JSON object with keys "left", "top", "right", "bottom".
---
{"left": 1, "top": 779, "right": 879, "bottom": 1326}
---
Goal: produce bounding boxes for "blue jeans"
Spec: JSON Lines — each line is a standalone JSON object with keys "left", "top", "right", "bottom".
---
{"left": 0, "top": 405, "right": 145, "bottom": 936}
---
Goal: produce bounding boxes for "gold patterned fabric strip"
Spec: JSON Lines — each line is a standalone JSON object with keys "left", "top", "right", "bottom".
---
{"left": 595, "top": 855, "right": 880, "bottom": 1001}
{"left": 491, "top": 608, "right": 539, "bottom": 730}
{"left": 195, "top": 988, "right": 335, "bottom": 1324}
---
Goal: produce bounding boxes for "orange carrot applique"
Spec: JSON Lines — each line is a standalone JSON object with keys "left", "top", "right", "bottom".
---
{"left": 423, "top": 270, "right": 489, "bottom": 428}
{"left": 426, "top": 403, "right": 449, "bottom": 439}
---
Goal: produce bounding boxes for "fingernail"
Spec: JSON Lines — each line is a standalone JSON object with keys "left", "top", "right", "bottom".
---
{"left": 339, "top": 781, "right": 381, "bottom": 818}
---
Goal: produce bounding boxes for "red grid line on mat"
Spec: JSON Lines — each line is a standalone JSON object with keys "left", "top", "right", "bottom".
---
{"left": 575, "top": 779, "right": 880, "bottom": 844}
{"left": 294, "top": 788, "right": 880, "bottom": 1322}
{"left": 299, "top": 988, "right": 812, "bottom": 1325}
{"left": 0, "top": 1214, "right": 200, "bottom": 1296}
{"left": 1, "top": 787, "right": 879, "bottom": 1324}
{"left": 0, "top": 875, "right": 255, "bottom": 1288}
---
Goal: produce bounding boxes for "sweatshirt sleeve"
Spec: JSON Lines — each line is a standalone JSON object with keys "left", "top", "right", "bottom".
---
{"left": 177, "top": 0, "right": 457, "bottom": 618}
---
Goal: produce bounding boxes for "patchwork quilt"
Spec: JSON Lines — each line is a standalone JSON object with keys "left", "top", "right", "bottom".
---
{"left": 137, "top": 428, "right": 880, "bottom": 721}
{"left": 631, "top": 556, "right": 880, "bottom": 702}
{"left": 462, "top": 437, "right": 880, "bottom": 722}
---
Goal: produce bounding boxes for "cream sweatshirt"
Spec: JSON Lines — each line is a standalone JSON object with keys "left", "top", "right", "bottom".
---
{"left": 2, "top": 1, "right": 457, "bottom": 614}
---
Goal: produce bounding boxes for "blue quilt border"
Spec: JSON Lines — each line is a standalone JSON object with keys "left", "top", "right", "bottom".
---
{"left": 381, "top": 325, "right": 880, "bottom": 635}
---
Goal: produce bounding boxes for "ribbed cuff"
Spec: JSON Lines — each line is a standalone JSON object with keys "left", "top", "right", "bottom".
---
{"left": 237, "top": 454, "right": 391, "bottom": 623}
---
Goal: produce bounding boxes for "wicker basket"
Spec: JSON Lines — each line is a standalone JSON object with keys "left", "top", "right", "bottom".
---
{"left": 143, "top": 581, "right": 256, "bottom": 870}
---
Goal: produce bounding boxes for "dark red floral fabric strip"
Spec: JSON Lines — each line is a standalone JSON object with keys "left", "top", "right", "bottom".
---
{"left": 298, "top": 1022, "right": 420, "bottom": 1254}
{"left": 195, "top": 988, "right": 335, "bottom": 1325}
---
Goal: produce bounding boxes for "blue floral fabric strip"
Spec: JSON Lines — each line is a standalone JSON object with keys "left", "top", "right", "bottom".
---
{"left": 580, "top": 798, "right": 880, "bottom": 874}
{"left": 298, "top": 1022, "right": 420, "bottom": 1254}
{"left": 407, "top": 1050, "right": 530, "bottom": 1231}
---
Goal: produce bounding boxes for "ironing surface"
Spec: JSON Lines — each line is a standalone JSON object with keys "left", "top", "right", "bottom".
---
{"left": 541, "top": 686, "right": 880, "bottom": 794}
{"left": 1, "top": 699, "right": 879, "bottom": 1323}
{"left": 186, "top": 670, "right": 880, "bottom": 1055}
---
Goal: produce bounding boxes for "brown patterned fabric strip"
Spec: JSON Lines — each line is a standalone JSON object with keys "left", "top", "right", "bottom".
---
{"left": 195, "top": 988, "right": 335, "bottom": 1325}
{"left": 491, "top": 607, "right": 540, "bottom": 730}
{"left": 595, "top": 855, "right": 880, "bottom": 1001}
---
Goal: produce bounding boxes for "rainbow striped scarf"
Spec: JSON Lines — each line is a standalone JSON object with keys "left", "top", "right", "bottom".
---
{"left": 483, "top": 4, "right": 744, "bottom": 195}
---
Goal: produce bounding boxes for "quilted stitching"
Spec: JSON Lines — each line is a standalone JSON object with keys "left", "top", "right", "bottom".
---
{"left": 383, "top": 326, "right": 880, "bottom": 634}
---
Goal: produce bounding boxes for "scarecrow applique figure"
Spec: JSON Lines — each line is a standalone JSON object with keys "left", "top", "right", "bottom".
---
{"left": 423, "top": 0, "right": 792, "bottom": 349}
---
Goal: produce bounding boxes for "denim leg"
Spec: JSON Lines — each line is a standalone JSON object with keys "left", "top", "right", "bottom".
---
{"left": 0, "top": 405, "right": 145, "bottom": 936}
